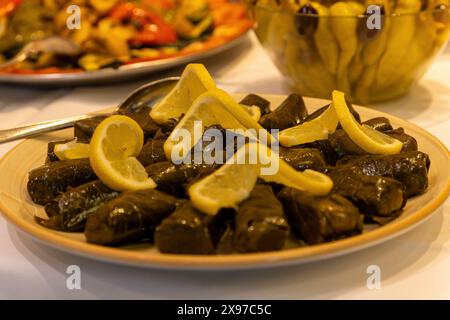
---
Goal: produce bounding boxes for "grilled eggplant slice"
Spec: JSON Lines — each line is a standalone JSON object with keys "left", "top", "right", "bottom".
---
{"left": 27, "top": 159, "right": 97, "bottom": 205}
{"left": 336, "top": 151, "right": 430, "bottom": 197}
{"left": 234, "top": 185, "right": 289, "bottom": 253}
{"left": 329, "top": 170, "right": 406, "bottom": 224}
{"left": 85, "top": 189, "right": 183, "bottom": 246}
{"left": 38, "top": 180, "right": 119, "bottom": 232}
{"left": 259, "top": 94, "right": 308, "bottom": 130}
{"left": 278, "top": 188, "right": 363, "bottom": 245}
{"left": 239, "top": 94, "right": 271, "bottom": 115}
{"left": 279, "top": 147, "right": 327, "bottom": 172}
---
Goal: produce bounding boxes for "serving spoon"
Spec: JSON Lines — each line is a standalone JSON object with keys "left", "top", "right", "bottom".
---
{"left": 0, "top": 36, "right": 81, "bottom": 69}
{"left": 0, "top": 77, "right": 179, "bottom": 144}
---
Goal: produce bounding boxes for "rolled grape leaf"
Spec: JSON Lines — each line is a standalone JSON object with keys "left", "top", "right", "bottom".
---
{"left": 38, "top": 180, "right": 119, "bottom": 232}
{"left": 234, "top": 184, "right": 289, "bottom": 253}
{"left": 329, "top": 169, "right": 406, "bottom": 224}
{"left": 46, "top": 139, "right": 74, "bottom": 163}
{"left": 336, "top": 151, "right": 430, "bottom": 197}
{"left": 118, "top": 105, "right": 164, "bottom": 138}
{"left": 239, "top": 94, "right": 271, "bottom": 115}
{"left": 74, "top": 115, "right": 108, "bottom": 143}
{"left": 302, "top": 140, "right": 339, "bottom": 166}
{"left": 137, "top": 138, "right": 167, "bottom": 166}
{"left": 151, "top": 162, "right": 219, "bottom": 198}
{"left": 155, "top": 202, "right": 218, "bottom": 254}
{"left": 329, "top": 127, "right": 418, "bottom": 158}
{"left": 383, "top": 128, "right": 418, "bottom": 152}
{"left": 259, "top": 94, "right": 308, "bottom": 130}
{"left": 27, "top": 159, "right": 97, "bottom": 205}
{"left": 279, "top": 147, "right": 327, "bottom": 172}
{"left": 85, "top": 189, "right": 183, "bottom": 246}
{"left": 362, "top": 117, "right": 393, "bottom": 132}
{"left": 278, "top": 187, "right": 363, "bottom": 245}
{"left": 306, "top": 101, "right": 361, "bottom": 124}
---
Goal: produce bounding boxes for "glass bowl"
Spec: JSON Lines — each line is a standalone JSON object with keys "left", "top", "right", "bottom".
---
{"left": 251, "top": 0, "right": 450, "bottom": 104}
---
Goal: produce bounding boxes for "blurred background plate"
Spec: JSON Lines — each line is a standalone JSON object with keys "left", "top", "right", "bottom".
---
{"left": 0, "top": 32, "right": 248, "bottom": 87}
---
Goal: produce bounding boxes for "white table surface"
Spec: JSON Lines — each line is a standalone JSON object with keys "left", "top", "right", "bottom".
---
{"left": 0, "top": 32, "right": 449, "bottom": 300}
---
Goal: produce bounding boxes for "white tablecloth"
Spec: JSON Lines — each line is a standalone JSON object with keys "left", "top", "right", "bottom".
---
{"left": 0, "top": 33, "right": 449, "bottom": 299}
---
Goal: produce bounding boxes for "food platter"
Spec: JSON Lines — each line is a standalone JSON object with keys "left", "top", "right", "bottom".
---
{"left": 0, "top": 94, "right": 449, "bottom": 270}
{"left": 0, "top": 33, "right": 248, "bottom": 87}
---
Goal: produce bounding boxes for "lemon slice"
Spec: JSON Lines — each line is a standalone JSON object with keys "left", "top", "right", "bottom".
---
{"left": 149, "top": 64, "right": 217, "bottom": 124}
{"left": 164, "top": 88, "right": 267, "bottom": 161}
{"left": 149, "top": 63, "right": 261, "bottom": 124}
{"left": 332, "top": 90, "right": 403, "bottom": 154}
{"left": 188, "top": 142, "right": 333, "bottom": 215}
{"left": 90, "top": 115, "right": 156, "bottom": 191}
{"left": 279, "top": 105, "right": 339, "bottom": 147}
{"left": 54, "top": 140, "right": 90, "bottom": 160}
{"left": 240, "top": 104, "right": 262, "bottom": 122}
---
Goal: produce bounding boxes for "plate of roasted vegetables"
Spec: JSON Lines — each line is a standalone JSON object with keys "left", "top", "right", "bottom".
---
{"left": 0, "top": 0, "right": 252, "bottom": 85}
{"left": 0, "top": 64, "right": 449, "bottom": 270}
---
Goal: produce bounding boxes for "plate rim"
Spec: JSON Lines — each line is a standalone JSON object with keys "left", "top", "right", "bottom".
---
{"left": 0, "top": 96, "right": 449, "bottom": 270}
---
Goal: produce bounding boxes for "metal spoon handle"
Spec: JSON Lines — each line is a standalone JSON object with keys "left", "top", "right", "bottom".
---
{"left": 0, "top": 77, "right": 179, "bottom": 145}
{"left": 0, "top": 114, "right": 101, "bottom": 144}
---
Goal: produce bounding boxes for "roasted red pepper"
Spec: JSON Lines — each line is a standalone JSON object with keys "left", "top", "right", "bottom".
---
{"left": 0, "top": 0, "right": 22, "bottom": 17}
{"left": 110, "top": 2, "right": 177, "bottom": 46}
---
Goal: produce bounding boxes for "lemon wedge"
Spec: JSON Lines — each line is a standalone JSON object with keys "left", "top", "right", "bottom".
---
{"left": 332, "top": 90, "right": 403, "bottom": 154}
{"left": 149, "top": 64, "right": 217, "bottom": 124}
{"left": 164, "top": 88, "right": 267, "bottom": 161}
{"left": 89, "top": 115, "right": 156, "bottom": 191}
{"left": 279, "top": 104, "right": 339, "bottom": 147}
{"left": 149, "top": 63, "right": 262, "bottom": 124}
{"left": 54, "top": 140, "right": 90, "bottom": 160}
{"left": 188, "top": 142, "right": 333, "bottom": 215}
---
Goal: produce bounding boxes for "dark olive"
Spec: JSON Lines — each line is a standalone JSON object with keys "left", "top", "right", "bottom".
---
{"left": 295, "top": 4, "right": 319, "bottom": 37}
{"left": 358, "top": 5, "right": 385, "bottom": 41}
{"left": 421, "top": 0, "right": 429, "bottom": 11}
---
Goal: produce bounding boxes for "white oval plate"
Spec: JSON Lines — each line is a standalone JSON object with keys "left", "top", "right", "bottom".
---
{"left": 0, "top": 94, "right": 449, "bottom": 270}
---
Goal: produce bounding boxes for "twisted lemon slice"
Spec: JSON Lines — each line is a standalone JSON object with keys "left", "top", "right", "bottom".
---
{"left": 89, "top": 115, "right": 156, "bottom": 191}
{"left": 332, "top": 90, "right": 403, "bottom": 154}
